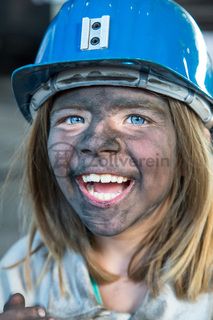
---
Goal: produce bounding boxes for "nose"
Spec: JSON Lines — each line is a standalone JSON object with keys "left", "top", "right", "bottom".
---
{"left": 78, "top": 133, "right": 121, "bottom": 156}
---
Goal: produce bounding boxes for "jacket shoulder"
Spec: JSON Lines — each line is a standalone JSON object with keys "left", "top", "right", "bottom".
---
{"left": 0, "top": 234, "right": 48, "bottom": 311}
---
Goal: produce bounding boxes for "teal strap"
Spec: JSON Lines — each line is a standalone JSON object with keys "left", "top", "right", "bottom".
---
{"left": 90, "top": 276, "right": 103, "bottom": 305}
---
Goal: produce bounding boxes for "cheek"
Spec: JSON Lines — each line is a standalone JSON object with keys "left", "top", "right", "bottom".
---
{"left": 47, "top": 134, "right": 77, "bottom": 202}
{"left": 128, "top": 131, "right": 176, "bottom": 187}
{"left": 47, "top": 130, "right": 79, "bottom": 178}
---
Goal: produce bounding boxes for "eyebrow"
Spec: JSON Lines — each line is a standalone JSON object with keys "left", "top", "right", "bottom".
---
{"left": 109, "top": 98, "right": 167, "bottom": 115}
{"left": 50, "top": 105, "right": 88, "bottom": 118}
{"left": 51, "top": 96, "right": 167, "bottom": 117}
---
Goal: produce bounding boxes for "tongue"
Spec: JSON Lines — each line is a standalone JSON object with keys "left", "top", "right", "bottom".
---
{"left": 92, "top": 182, "right": 126, "bottom": 194}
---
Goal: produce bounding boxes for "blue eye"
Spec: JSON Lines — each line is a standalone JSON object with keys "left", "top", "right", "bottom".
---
{"left": 127, "top": 115, "right": 146, "bottom": 125}
{"left": 65, "top": 116, "right": 85, "bottom": 124}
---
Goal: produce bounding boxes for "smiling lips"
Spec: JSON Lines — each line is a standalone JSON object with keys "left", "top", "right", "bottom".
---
{"left": 76, "top": 173, "right": 134, "bottom": 206}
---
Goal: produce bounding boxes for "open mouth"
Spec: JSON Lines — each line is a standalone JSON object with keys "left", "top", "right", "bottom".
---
{"left": 76, "top": 173, "right": 134, "bottom": 206}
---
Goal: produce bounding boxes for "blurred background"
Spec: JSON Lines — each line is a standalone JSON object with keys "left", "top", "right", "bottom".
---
{"left": 0, "top": 0, "right": 213, "bottom": 258}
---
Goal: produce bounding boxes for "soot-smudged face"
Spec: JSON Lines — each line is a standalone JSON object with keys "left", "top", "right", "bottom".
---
{"left": 48, "top": 86, "right": 177, "bottom": 236}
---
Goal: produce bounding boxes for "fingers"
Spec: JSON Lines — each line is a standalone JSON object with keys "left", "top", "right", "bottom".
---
{"left": 16, "top": 306, "right": 47, "bottom": 319}
{"left": 3, "top": 293, "right": 25, "bottom": 311}
{"left": 2, "top": 294, "right": 55, "bottom": 320}
{"left": 1, "top": 306, "right": 55, "bottom": 320}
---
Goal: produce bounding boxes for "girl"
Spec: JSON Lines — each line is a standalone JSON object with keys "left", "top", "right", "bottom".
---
{"left": 0, "top": 0, "right": 213, "bottom": 319}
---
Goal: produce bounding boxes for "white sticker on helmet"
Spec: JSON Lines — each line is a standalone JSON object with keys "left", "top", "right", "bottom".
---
{"left": 80, "top": 15, "right": 110, "bottom": 51}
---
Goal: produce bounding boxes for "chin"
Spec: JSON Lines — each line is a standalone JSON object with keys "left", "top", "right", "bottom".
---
{"left": 85, "top": 222, "right": 129, "bottom": 237}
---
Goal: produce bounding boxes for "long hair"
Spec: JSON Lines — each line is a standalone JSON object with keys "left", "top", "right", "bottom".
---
{"left": 25, "top": 96, "right": 213, "bottom": 300}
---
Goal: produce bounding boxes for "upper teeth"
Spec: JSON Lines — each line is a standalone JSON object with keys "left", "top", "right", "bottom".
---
{"left": 82, "top": 174, "right": 128, "bottom": 183}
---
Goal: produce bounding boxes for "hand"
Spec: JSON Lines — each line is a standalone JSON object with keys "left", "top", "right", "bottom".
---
{"left": 1, "top": 293, "right": 54, "bottom": 320}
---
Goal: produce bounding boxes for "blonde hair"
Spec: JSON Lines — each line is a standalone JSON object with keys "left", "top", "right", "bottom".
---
{"left": 24, "top": 96, "right": 213, "bottom": 300}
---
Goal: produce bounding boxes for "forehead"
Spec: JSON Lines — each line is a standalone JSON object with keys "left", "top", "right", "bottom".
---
{"left": 51, "top": 86, "right": 169, "bottom": 113}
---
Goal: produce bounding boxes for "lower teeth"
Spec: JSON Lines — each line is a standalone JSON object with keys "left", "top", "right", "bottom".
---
{"left": 87, "top": 188, "right": 120, "bottom": 201}
{"left": 86, "top": 184, "right": 121, "bottom": 201}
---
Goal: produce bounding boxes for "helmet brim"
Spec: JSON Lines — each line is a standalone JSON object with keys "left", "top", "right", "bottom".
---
{"left": 12, "top": 59, "right": 213, "bottom": 123}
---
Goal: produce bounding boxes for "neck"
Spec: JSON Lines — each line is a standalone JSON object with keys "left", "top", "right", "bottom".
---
{"left": 93, "top": 222, "right": 154, "bottom": 276}
{"left": 93, "top": 200, "right": 170, "bottom": 276}
{"left": 95, "top": 232, "right": 142, "bottom": 275}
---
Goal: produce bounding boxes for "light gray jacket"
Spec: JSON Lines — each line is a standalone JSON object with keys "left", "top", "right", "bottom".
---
{"left": 0, "top": 235, "right": 213, "bottom": 319}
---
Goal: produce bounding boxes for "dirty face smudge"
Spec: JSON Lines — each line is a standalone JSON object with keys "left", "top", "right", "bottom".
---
{"left": 48, "top": 86, "right": 177, "bottom": 236}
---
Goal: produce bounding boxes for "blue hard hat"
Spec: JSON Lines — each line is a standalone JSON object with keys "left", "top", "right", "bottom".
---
{"left": 12, "top": 0, "right": 213, "bottom": 127}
